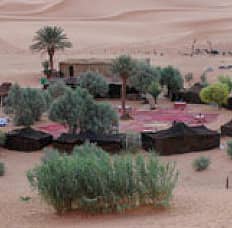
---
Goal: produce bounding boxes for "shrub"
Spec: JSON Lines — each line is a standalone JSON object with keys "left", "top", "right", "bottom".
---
{"left": 27, "top": 144, "right": 178, "bottom": 214}
{"left": 227, "top": 141, "right": 232, "bottom": 159}
{"left": 218, "top": 75, "right": 232, "bottom": 92}
{"left": 79, "top": 71, "right": 109, "bottom": 97}
{"left": 0, "top": 162, "right": 5, "bottom": 176}
{"left": 0, "top": 131, "right": 6, "bottom": 146}
{"left": 5, "top": 84, "right": 46, "bottom": 126}
{"left": 200, "top": 83, "right": 229, "bottom": 107}
{"left": 47, "top": 81, "right": 69, "bottom": 100}
{"left": 124, "top": 132, "right": 141, "bottom": 153}
{"left": 41, "top": 148, "right": 60, "bottom": 163}
{"left": 193, "top": 156, "right": 211, "bottom": 171}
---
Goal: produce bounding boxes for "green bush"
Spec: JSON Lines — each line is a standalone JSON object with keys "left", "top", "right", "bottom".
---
{"left": 200, "top": 83, "right": 229, "bottom": 107}
{"left": 79, "top": 71, "right": 109, "bottom": 97}
{"left": 124, "top": 132, "right": 141, "bottom": 153}
{"left": 5, "top": 84, "right": 46, "bottom": 126}
{"left": 0, "top": 162, "right": 5, "bottom": 176}
{"left": 0, "top": 131, "right": 6, "bottom": 146}
{"left": 27, "top": 143, "right": 178, "bottom": 214}
{"left": 193, "top": 156, "right": 211, "bottom": 171}
{"left": 227, "top": 141, "right": 232, "bottom": 159}
{"left": 49, "top": 87, "right": 118, "bottom": 134}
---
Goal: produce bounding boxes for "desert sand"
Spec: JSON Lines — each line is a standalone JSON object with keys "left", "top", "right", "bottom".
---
{"left": 1, "top": 1, "right": 232, "bottom": 227}
{"left": 1, "top": 99, "right": 232, "bottom": 228}
{"left": 0, "top": 0, "right": 232, "bottom": 86}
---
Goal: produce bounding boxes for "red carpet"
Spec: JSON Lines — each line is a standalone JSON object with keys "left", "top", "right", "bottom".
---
{"left": 37, "top": 109, "right": 218, "bottom": 136}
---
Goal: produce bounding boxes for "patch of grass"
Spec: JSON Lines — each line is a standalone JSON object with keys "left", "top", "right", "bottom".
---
{"left": 0, "top": 162, "right": 5, "bottom": 176}
{"left": 193, "top": 156, "right": 211, "bottom": 171}
{"left": 20, "top": 196, "right": 32, "bottom": 202}
{"left": 227, "top": 141, "right": 232, "bottom": 159}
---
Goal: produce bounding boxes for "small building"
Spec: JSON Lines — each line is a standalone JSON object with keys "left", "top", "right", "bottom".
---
{"left": 59, "top": 58, "right": 116, "bottom": 81}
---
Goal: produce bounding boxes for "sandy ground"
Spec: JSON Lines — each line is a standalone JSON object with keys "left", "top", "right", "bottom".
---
{"left": 1, "top": 100, "right": 232, "bottom": 228}
{"left": 1, "top": 139, "right": 232, "bottom": 228}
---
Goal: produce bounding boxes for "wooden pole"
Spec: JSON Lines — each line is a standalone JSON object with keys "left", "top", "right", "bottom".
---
{"left": 226, "top": 176, "right": 229, "bottom": 189}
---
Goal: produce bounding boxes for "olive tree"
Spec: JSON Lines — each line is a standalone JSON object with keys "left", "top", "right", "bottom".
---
{"left": 160, "top": 66, "right": 183, "bottom": 98}
{"left": 148, "top": 81, "right": 161, "bottom": 104}
{"left": 129, "top": 61, "right": 160, "bottom": 94}
{"left": 79, "top": 71, "right": 109, "bottom": 97}
{"left": 200, "top": 83, "right": 229, "bottom": 108}
{"left": 5, "top": 84, "right": 46, "bottom": 126}
{"left": 49, "top": 87, "right": 118, "bottom": 134}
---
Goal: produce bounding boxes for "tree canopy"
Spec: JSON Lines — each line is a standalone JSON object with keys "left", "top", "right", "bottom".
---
{"left": 49, "top": 87, "right": 118, "bottom": 134}
{"left": 30, "top": 26, "right": 72, "bottom": 71}
{"left": 129, "top": 61, "right": 160, "bottom": 94}
{"left": 79, "top": 71, "right": 109, "bottom": 97}
{"left": 160, "top": 66, "right": 183, "bottom": 97}
{"left": 200, "top": 82, "right": 229, "bottom": 107}
{"left": 5, "top": 84, "right": 46, "bottom": 126}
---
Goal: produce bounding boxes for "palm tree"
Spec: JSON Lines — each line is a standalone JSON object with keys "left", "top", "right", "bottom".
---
{"left": 30, "top": 26, "right": 72, "bottom": 75}
{"left": 111, "top": 55, "right": 135, "bottom": 119}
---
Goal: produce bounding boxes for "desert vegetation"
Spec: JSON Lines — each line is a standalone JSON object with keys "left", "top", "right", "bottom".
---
{"left": 27, "top": 143, "right": 178, "bottom": 214}
{"left": 30, "top": 26, "right": 72, "bottom": 74}
{"left": 193, "top": 156, "right": 211, "bottom": 171}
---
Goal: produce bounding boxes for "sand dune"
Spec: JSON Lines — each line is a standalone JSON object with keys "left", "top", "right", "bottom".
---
{"left": 0, "top": 0, "right": 232, "bottom": 85}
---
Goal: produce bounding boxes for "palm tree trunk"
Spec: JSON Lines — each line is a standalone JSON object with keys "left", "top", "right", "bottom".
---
{"left": 121, "top": 77, "right": 127, "bottom": 118}
{"left": 49, "top": 52, "right": 54, "bottom": 72}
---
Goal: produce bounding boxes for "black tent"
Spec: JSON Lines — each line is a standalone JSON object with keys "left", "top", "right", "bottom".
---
{"left": 53, "top": 131, "right": 126, "bottom": 153}
{"left": 221, "top": 120, "right": 232, "bottom": 136}
{"left": 142, "top": 122, "right": 220, "bottom": 155}
{"left": 5, "top": 128, "right": 53, "bottom": 152}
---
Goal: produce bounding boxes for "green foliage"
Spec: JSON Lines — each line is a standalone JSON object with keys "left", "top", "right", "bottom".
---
{"left": 0, "top": 162, "right": 5, "bottom": 176}
{"left": 227, "top": 141, "right": 232, "bottom": 159}
{"left": 129, "top": 61, "right": 160, "bottom": 93}
{"left": 160, "top": 66, "right": 183, "bottom": 95}
{"left": 41, "top": 148, "right": 60, "bottom": 163}
{"left": 41, "top": 61, "right": 51, "bottom": 77}
{"left": 27, "top": 144, "right": 178, "bottom": 214}
{"left": 111, "top": 55, "right": 136, "bottom": 79}
{"left": 200, "top": 83, "right": 229, "bottom": 107}
{"left": 0, "top": 131, "right": 6, "bottom": 146}
{"left": 125, "top": 132, "right": 141, "bottom": 153}
{"left": 20, "top": 196, "right": 32, "bottom": 202}
{"left": 218, "top": 75, "right": 232, "bottom": 92}
{"left": 49, "top": 87, "right": 118, "bottom": 134}
{"left": 193, "top": 156, "right": 211, "bottom": 171}
{"left": 30, "top": 26, "right": 72, "bottom": 52}
{"left": 88, "top": 102, "right": 119, "bottom": 134}
{"left": 148, "top": 81, "right": 161, "bottom": 102}
{"left": 79, "top": 71, "right": 109, "bottom": 97}
{"left": 47, "top": 81, "right": 69, "bottom": 100}
{"left": 5, "top": 84, "right": 46, "bottom": 126}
